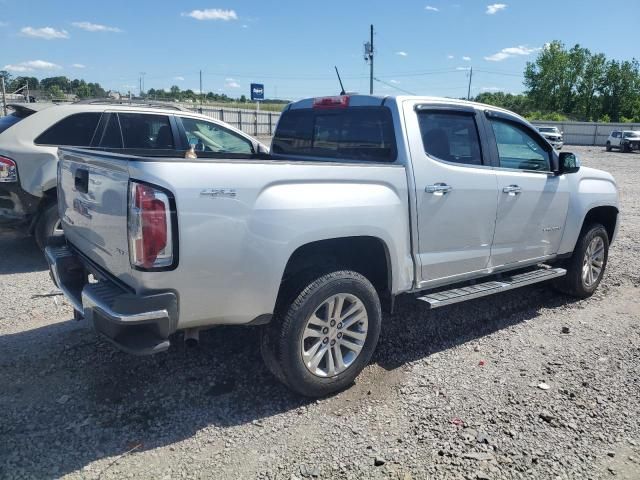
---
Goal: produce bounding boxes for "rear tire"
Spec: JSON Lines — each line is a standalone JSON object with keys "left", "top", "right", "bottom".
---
{"left": 35, "top": 203, "right": 63, "bottom": 250}
{"left": 262, "top": 270, "right": 381, "bottom": 397}
{"left": 606, "top": 142, "right": 612, "bottom": 152}
{"left": 553, "top": 224, "right": 609, "bottom": 298}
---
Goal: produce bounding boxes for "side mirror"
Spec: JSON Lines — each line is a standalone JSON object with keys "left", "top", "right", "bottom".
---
{"left": 256, "top": 143, "right": 270, "bottom": 154}
{"left": 558, "top": 151, "right": 580, "bottom": 175}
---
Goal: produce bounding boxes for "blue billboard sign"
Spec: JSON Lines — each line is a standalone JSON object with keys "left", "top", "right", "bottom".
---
{"left": 250, "top": 83, "right": 264, "bottom": 101}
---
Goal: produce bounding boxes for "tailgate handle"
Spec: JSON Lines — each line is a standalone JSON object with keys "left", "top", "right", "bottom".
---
{"left": 74, "top": 168, "right": 89, "bottom": 194}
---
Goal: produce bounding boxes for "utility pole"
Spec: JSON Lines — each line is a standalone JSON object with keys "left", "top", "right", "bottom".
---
{"left": 467, "top": 66, "right": 473, "bottom": 101}
{"left": 364, "top": 24, "right": 374, "bottom": 95}
{"left": 139, "top": 72, "right": 146, "bottom": 98}
{"left": 1, "top": 76, "right": 7, "bottom": 115}
{"left": 199, "top": 70, "right": 203, "bottom": 108}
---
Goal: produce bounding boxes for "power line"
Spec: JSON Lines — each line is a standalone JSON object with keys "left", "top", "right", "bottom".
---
{"left": 373, "top": 77, "right": 417, "bottom": 95}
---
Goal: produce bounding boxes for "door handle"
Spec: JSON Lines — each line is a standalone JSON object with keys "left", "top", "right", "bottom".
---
{"left": 502, "top": 185, "right": 522, "bottom": 195}
{"left": 425, "top": 183, "right": 452, "bottom": 195}
{"left": 74, "top": 168, "right": 89, "bottom": 194}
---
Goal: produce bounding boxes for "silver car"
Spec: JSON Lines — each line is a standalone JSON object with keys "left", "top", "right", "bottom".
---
{"left": 0, "top": 101, "right": 267, "bottom": 248}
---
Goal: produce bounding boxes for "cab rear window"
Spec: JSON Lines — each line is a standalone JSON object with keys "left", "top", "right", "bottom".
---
{"left": 272, "top": 107, "right": 397, "bottom": 162}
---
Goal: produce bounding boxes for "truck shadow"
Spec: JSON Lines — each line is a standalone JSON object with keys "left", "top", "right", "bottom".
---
{"left": 0, "top": 278, "right": 581, "bottom": 478}
{"left": 0, "top": 230, "right": 48, "bottom": 274}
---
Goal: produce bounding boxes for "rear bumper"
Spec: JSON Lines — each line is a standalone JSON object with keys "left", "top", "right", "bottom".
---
{"left": 45, "top": 242, "right": 178, "bottom": 355}
{"left": 0, "top": 182, "right": 40, "bottom": 230}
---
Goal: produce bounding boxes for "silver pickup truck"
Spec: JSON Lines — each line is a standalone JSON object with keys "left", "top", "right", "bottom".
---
{"left": 46, "top": 95, "right": 619, "bottom": 397}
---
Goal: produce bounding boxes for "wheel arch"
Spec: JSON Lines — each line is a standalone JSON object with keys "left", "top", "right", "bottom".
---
{"left": 580, "top": 205, "right": 619, "bottom": 243}
{"left": 278, "top": 236, "right": 394, "bottom": 309}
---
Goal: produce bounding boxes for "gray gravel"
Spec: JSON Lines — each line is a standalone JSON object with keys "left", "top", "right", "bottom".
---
{"left": 1, "top": 146, "right": 639, "bottom": 480}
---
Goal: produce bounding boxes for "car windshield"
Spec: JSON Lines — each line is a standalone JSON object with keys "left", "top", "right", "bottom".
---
{"left": 623, "top": 131, "right": 640, "bottom": 138}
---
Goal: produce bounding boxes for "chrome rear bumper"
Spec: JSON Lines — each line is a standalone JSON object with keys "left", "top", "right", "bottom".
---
{"left": 45, "top": 242, "right": 178, "bottom": 355}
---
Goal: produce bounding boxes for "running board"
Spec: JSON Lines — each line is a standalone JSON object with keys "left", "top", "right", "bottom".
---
{"left": 417, "top": 267, "right": 566, "bottom": 309}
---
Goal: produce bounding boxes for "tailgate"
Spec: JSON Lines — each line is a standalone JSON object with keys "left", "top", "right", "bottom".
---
{"left": 58, "top": 148, "right": 133, "bottom": 280}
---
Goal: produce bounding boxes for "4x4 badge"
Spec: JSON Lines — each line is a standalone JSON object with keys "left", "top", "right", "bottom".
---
{"left": 200, "top": 188, "right": 237, "bottom": 199}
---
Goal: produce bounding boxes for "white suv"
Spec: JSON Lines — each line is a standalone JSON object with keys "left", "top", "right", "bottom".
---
{"left": 606, "top": 130, "right": 640, "bottom": 153}
{"left": 0, "top": 101, "right": 267, "bottom": 248}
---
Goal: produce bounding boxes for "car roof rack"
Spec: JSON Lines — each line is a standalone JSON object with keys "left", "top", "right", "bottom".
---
{"left": 72, "top": 98, "right": 191, "bottom": 111}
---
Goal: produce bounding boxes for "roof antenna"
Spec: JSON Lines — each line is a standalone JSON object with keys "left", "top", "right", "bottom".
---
{"left": 335, "top": 66, "right": 346, "bottom": 95}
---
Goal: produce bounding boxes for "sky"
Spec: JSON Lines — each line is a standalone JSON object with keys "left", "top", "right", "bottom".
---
{"left": 0, "top": 0, "right": 637, "bottom": 101}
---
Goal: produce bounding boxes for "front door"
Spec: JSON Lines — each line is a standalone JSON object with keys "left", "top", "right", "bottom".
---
{"left": 485, "top": 116, "right": 570, "bottom": 267}
{"left": 405, "top": 103, "right": 499, "bottom": 286}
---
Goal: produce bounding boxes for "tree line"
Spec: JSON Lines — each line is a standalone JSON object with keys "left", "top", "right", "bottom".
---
{"left": 0, "top": 73, "right": 107, "bottom": 100}
{"left": 0, "top": 71, "right": 287, "bottom": 105}
{"left": 146, "top": 86, "right": 288, "bottom": 105}
{"left": 474, "top": 41, "right": 640, "bottom": 123}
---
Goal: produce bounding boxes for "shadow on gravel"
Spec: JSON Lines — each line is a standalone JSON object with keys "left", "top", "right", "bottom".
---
{"left": 0, "top": 242, "right": 581, "bottom": 478}
{"left": 0, "top": 231, "right": 48, "bottom": 274}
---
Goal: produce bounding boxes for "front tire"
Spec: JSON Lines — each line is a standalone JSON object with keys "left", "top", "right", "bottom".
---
{"left": 606, "top": 141, "right": 612, "bottom": 152}
{"left": 263, "top": 270, "right": 382, "bottom": 397}
{"left": 554, "top": 224, "right": 609, "bottom": 298}
{"left": 35, "top": 203, "right": 63, "bottom": 250}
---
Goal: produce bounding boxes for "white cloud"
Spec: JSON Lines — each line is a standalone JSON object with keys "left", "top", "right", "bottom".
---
{"left": 225, "top": 78, "right": 241, "bottom": 88}
{"left": 0, "top": 21, "right": 8, "bottom": 27}
{"left": 462, "top": 56, "right": 471, "bottom": 61}
{"left": 242, "top": 24, "right": 249, "bottom": 28}
{"left": 456, "top": 66, "right": 471, "bottom": 71}
{"left": 447, "top": 54, "right": 454, "bottom": 60}
{"left": 3, "top": 60, "right": 62, "bottom": 72}
{"left": 486, "top": 3, "right": 507, "bottom": 14}
{"left": 182, "top": 9, "right": 238, "bottom": 21}
{"left": 390, "top": 79, "right": 400, "bottom": 84}
{"left": 72, "top": 21, "right": 122, "bottom": 32}
{"left": 71, "top": 63, "right": 86, "bottom": 68}
{"left": 20, "top": 26, "right": 69, "bottom": 39}
{"left": 396, "top": 51, "right": 408, "bottom": 57}
{"left": 425, "top": 5, "right": 439, "bottom": 11}
{"left": 481, "top": 86, "right": 501, "bottom": 92}
{"left": 484, "top": 45, "right": 540, "bottom": 61}
{"left": 174, "top": 76, "right": 185, "bottom": 81}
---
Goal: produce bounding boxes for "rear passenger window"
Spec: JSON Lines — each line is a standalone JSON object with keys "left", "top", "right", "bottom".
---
{"left": 272, "top": 107, "right": 396, "bottom": 162}
{"left": 489, "top": 119, "right": 550, "bottom": 171}
{"left": 35, "top": 112, "right": 101, "bottom": 146}
{"left": 118, "top": 113, "right": 174, "bottom": 150}
{"left": 417, "top": 111, "right": 483, "bottom": 166}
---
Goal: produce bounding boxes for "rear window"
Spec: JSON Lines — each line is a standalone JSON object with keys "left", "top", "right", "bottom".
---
{"left": 35, "top": 112, "right": 102, "bottom": 146}
{"left": 272, "top": 107, "right": 396, "bottom": 162}
{"left": 0, "top": 110, "right": 33, "bottom": 135}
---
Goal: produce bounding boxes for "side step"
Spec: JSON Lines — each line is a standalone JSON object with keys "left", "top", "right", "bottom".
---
{"left": 417, "top": 266, "right": 566, "bottom": 309}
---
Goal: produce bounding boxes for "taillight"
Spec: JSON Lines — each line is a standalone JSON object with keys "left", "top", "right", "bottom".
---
{"left": 128, "top": 181, "right": 174, "bottom": 269}
{"left": 312, "top": 95, "right": 350, "bottom": 109}
{"left": 0, "top": 156, "right": 17, "bottom": 183}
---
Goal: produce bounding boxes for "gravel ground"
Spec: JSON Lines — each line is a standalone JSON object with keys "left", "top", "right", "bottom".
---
{"left": 0, "top": 146, "right": 638, "bottom": 480}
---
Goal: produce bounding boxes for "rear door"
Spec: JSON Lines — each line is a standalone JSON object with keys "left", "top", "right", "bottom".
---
{"left": 484, "top": 112, "right": 569, "bottom": 267}
{"left": 404, "top": 102, "right": 499, "bottom": 285}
